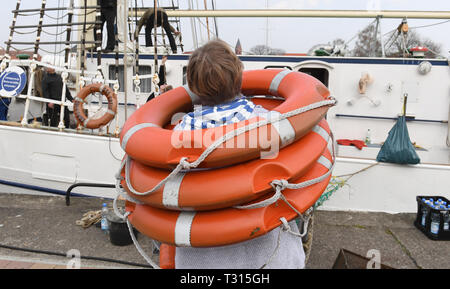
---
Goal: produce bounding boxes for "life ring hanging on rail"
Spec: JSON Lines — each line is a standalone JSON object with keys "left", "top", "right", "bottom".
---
{"left": 121, "top": 119, "right": 331, "bottom": 211}
{"left": 125, "top": 147, "right": 333, "bottom": 248}
{"left": 120, "top": 69, "right": 334, "bottom": 169}
{"left": 73, "top": 83, "right": 118, "bottom": 129}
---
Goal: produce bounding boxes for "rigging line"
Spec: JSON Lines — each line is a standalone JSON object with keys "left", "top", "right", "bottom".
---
{"left": 171, "top": 0, "right": 180, "bottom": 33}
{"left": 41, "top": 29, "right": 68, "bottom": 36}
{"left": 192, "top": 17, "right": 215, "bottom": 40}
{"left": 17, "top": 12, "right": 41, "bottom": 17}
{"left": 54, "top": 0, "right": 63, "bottom": 59}
{"left": 133, "top": 0, "right": 138, "bottom": 77}
{"left": 95, "top": 0, "right": 103, "bottom": 77}
{"left": 385, "top": 33, "right": 400, "bottom": 51}
{"left": 211, "top": 0, "right": 219, "bottom": 38}
{"left": 6, "top": 0, "right": 22, "bottom": 58}
{"left": 71, "top": 25, "right": 95, "bottom": 32}
{"left": 174, "top": 0, "right": 184, "bottom": 52}
{"left": 160, "top": 0, "right": 167, "bottom": 49}
{"left": 162, "top": 9, "right": 169, "bottom": 49}
{"left": 108, "top": 134, "right": 122, "bottom": 161}
{"left": 153, "top": 0, "right": 159, "bottom": 86}
{"left": 64, "top": 0, "right": 75, "bottom": 72}
{"left": 39, "top": 47, "right": 66, "bottom": 54}
{"left": 409, "top": 19, "right": 450, "bottom": 29}
{"left": 80, "top": 0, "right": 88, "bottom": 77}
{"left": 345, "top": 19, "right": 378, "bottom": 46}
{"left": 10, "top": 29, "right": 39, "bottom": 35}
{"left": 203, "top": 0, "right": 210, "bottom": 41}
{"left": 382, "top": 19, "right": 450, "bottom": 37}
{"left": 8, "top": 45, "right": 35, "bottom": 52}
{"left": 72, "top": 10, "right": 96, "bottom": 16}
{"left": 33, "top": 0, "right": 47, "bottom": 61}
{"left": 426, "top": 47, "right": 447, "bottom": 59}
{"left": 383, "top": 29, "right": 398, "bottom": 50}
{"left": 45, "top": 12, "right": 69, "bottom": 20}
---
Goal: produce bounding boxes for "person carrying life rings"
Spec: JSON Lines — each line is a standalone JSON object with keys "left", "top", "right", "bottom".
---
{"left": 172, "top": 39, "right": 306, "bottom": 269}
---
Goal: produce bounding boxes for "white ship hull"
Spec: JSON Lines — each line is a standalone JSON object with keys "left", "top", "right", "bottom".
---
{"left": 1, "top": 54, "right": 449, "bottom": 213}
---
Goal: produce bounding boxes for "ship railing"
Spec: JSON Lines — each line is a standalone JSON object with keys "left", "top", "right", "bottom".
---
{"left": 1, "top": 58, "right": 121, "bottom": 135}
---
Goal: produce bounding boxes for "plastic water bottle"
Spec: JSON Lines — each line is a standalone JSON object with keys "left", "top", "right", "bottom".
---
{"left": 101, "top": 203, "right": 109, "bottom": 233}
{"left": 365, "top": 129, "right": 371, "bottom": 145}
{"left": 421, "top": 200, "right": 429, "bottom": 227}
{"left": 443, "top": 205, "right": 450, "bottom": 231}
{"left": 429, "top": 206, "right": 440, "bottom": 235}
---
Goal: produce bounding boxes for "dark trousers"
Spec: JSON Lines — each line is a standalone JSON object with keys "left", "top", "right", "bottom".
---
{"left": 44, "top": 105, "right": 70, "bottom": 128}
{"left": 0, "top": 98, "right": 10, "bottom": 121}
{"left": 97, "top": 8, "right": 116, "bottom": 50}
{"left": 145, "top": 11, "right": 177, "bottom": 53}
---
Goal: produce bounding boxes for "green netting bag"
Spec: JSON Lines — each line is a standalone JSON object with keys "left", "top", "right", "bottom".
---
{"left": 376, "top": 116, "right": 420, "bottom": 165}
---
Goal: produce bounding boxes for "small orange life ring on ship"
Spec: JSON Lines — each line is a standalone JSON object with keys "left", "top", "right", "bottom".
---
{"left": 73, "top": 83, "right": 118, "bottom": 129}
{"left": 121, "top": 119, "right": 331, "bottom": 211}
{"left": 125, "top": 147, "right": 333, "bottom": 248}
{"left": 120, "top": 69, "right": 333, "bottom": 169}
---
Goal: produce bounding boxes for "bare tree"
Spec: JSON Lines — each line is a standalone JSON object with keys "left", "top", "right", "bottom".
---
{"left": 249, "top": 44, "right": 285, "bottom": 55}
{"left": 352, "top": 23, "right": 382, "bottom": 57}
{"left": 351, "top": 22, "right": 443, "bottom": 58}
{"left": 330, "top": 38, "right": 346, "bottom": 47}
{"left": 385, "top": 29, "right": 442, "bottom": 58}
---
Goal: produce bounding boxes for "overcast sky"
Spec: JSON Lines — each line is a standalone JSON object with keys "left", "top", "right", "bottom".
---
{"left": 1, "top": 0, "right": 449, "bottom": 57}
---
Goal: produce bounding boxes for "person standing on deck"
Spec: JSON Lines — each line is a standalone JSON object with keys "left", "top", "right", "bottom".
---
{"left": 135, "top": 7, "right": 180, "bottom": 54}
{"left": 0, "top": 97, "right": 9, "bottom": 121}
{"left": 98, "top": 0, "right": 117, "bottom": 53}
{"left": 41, "top": 66, "right": 73, "bottom": 128}
{"left": 146, "top": 55, "right": 173, "bottom": 102}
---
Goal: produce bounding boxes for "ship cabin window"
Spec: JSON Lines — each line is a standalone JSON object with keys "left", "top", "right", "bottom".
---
{"left": 298, "top": 68, "right": 329, "bottom": 87}
{"left": 108, "top": 65, "right": 153, "bottom": 93}
{"left": 136, "top": 66, "right": 153, "bottom": 93}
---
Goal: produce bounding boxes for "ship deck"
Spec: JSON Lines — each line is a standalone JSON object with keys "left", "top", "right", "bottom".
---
{"left": 0, "top": 192, "right": 448, "bottom": 270}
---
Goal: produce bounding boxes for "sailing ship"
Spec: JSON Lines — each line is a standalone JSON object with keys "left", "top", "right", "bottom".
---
{"left": 0, "top": 0, "right": 449, "bottom": 215}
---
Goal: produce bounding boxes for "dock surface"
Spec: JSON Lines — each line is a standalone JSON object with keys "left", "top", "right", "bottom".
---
{"left": 0, "top": 193, "right": 448, "bottom": 269}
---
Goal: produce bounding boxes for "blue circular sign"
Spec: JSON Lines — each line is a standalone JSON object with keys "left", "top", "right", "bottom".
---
{"left": 0, "top": 66, "right": 27, "bottom": 97}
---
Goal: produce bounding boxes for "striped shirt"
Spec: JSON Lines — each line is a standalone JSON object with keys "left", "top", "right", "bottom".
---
{"left": 175, "top": 96, "right": 265, "bottom": 131}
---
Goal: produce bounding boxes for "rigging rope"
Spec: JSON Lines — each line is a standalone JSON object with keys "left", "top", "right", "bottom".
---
{"left": 53, "top": 0, "right": 62, "bottom": 59}
{"left": 80, "top": 0, "right": 88, "bottom": 78}
{"left": 5, "top": 0, "right": 22, "bottom": 60}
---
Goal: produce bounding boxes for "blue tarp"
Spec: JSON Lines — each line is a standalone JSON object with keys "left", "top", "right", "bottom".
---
{"left": 376, "top": 116, "right": 420, "bottom": 165}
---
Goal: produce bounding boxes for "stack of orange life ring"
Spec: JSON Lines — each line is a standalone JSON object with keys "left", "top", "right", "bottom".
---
{"left": 117, "top": 69, "right": 336, "bottom": 268}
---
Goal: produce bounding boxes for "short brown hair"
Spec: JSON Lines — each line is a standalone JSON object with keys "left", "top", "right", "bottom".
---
{"left": 187, "top": 39, "right": 243, "bottom": 106}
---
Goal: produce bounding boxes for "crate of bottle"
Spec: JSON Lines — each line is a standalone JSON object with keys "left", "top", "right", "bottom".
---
{"left": 414, "top": 196, "right": 450, "bottom": 241}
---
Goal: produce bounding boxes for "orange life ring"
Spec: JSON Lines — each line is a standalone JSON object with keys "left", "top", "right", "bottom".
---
{"left": 73, "top": 83, "right": 118, "bottom": 129}
{"left": 125, "top": 147, "right": 333, "bottom": 247}
{"left": 120, "top": 69, "right": 333, "bottom": 169}
{"left": 121, "top": 119, "right": 331, "bottom": 211}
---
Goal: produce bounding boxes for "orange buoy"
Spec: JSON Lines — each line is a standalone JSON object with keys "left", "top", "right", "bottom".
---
{"left": 125, "top": 147, "right": 333, "bottom": 248}
{"left": 120, "top": 69, "right": 333, "bottom": 169}
{"left": 73, "top": 83, "right": 118, "bottom": 129}
{"left": 121, "top": 119, "right": 331, "bottom": 211}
